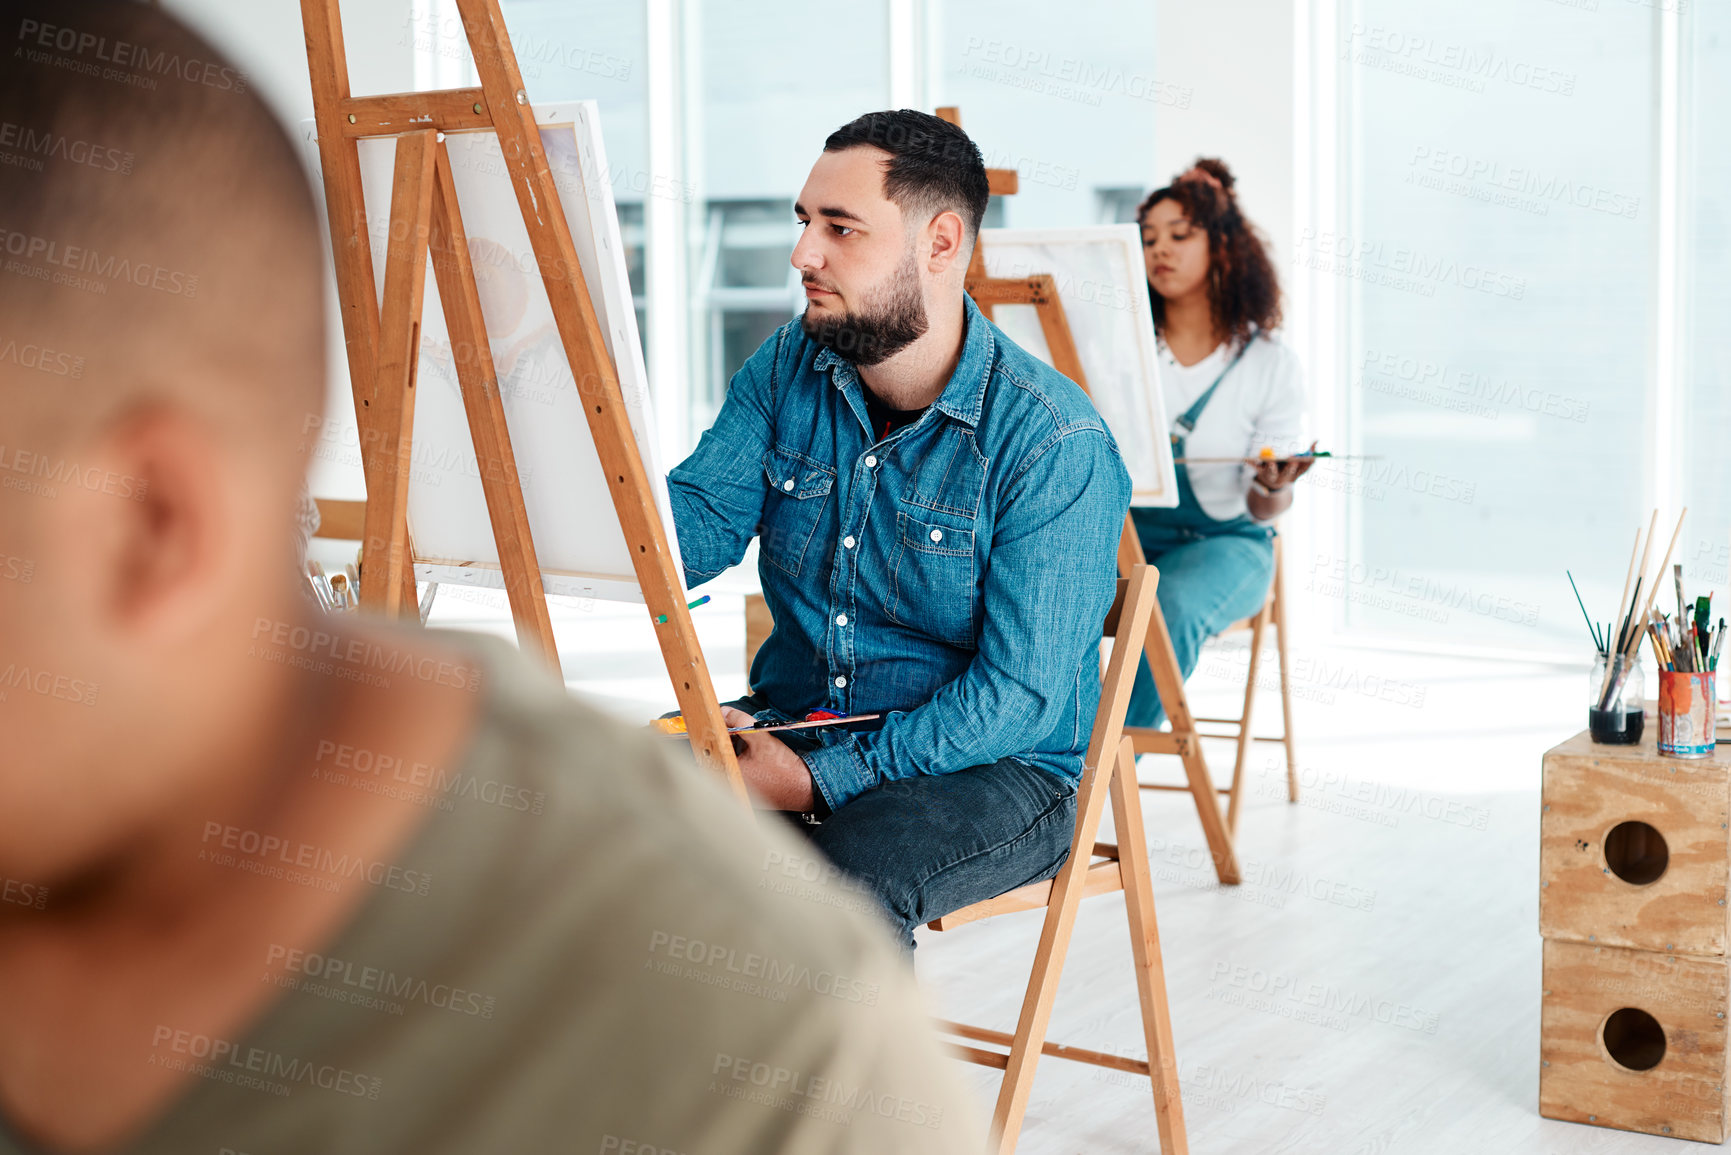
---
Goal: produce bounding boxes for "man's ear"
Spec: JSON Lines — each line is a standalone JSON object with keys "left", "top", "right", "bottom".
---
{"left": 925, "top": 209, "right": 968, "bottom": 276}
{"left": 48, "top": 406, "right": 239, "bottom": 641}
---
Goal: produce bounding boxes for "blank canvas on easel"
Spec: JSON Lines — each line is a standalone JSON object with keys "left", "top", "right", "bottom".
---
{"left": 979, "top": 224, "right": 1178, "bottom": 508}
{"left": 303, "top": 100, "right": 683, "bottom": 603}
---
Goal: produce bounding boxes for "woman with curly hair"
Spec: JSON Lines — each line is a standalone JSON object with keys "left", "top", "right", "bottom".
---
{"left": 1125, "top": 158, "right": 1313, "bottom": 730}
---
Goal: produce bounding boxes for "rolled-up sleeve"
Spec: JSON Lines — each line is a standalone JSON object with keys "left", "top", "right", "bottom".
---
{"left": 666, "top": 330, "right": 783, "bottom": 587}
{"left": 802, "top": 425, "right": 1130, "bottom": 810}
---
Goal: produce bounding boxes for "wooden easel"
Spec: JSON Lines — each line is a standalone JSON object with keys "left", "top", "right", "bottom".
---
{"left": 302, "top": 0, "right": 744, "bottom": 799}
{"left": 938, "top": 107, "right": 1239, "bottom": 884}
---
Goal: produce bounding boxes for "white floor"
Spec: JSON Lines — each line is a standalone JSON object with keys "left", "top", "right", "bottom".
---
{"left": 427, "top": 585, "right": 1711, "bottom": 1154}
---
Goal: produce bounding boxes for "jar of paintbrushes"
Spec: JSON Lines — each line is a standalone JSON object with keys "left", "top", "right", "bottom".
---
{"left": 1570, "top": 508, "right": 1688, "bottom": 746}
{"left": 1589, "top": 651, "right": 1644, "bottom": 744}
{"left": 1571, "top": 570, "right": 1643, "bottom": 743}
{"left": 1646, "top": 564, "right": 1722, "bottom": 758}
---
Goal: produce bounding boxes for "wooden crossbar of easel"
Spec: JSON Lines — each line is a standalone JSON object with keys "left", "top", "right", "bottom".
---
{"left": 936, "top": 107, "right": 1239, "bottom": 884}
{"left": 302, "top": 0, "right": 744, "bottom": 799}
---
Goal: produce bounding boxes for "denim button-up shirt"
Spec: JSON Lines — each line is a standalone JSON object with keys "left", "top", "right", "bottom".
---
{"left": 668, "top": 294, "right": 1131, "bottom": 811}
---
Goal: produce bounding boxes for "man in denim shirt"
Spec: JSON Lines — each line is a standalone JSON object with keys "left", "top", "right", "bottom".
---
{"left": 668, "top": 111, "right": 1130, "bottom": 950}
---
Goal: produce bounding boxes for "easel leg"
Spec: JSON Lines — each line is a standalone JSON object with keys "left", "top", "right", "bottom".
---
{"left": 1141, "top": 594, "right": 1241, "bottom": 885}
{"left": 1109, "top": 736, "right": 1189, "bottom": 1155}
{"left": 1119, "top": 514, "right": 1241, "bottom": 885}
{"left": 459, "top": 0, "right": 743, "bottom": 795}
{"left": 360, "top": 130, "right": 438, "bottom": 617}
{"left": 427, "top": 142, "right": 559, "bottom": 663}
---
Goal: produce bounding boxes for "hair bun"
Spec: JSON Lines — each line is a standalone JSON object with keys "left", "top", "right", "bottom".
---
{"left": 1180, "top": 157, "right": 1236, "bottom": 197}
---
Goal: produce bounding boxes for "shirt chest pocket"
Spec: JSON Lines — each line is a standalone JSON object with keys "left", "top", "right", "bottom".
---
{"left": 759, "top": 449, "right": 835, "bottom": 578}
{"left": 887, "top": 511, "right": 978, "bottom": 648}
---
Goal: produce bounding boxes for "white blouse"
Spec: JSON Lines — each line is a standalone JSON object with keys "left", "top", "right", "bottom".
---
{"left": 1159, "top": 333, "right": 1306, "bottom": 523}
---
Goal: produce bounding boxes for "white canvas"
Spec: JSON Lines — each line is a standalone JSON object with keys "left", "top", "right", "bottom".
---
{"left": 979, "top": 225, "right": 1178, "bottom": 508}
{"left": 302, "top": 101, "right": 681, "bottom": 602}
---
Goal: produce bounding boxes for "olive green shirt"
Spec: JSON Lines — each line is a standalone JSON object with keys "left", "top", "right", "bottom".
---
{"left": 0, "top": 633, "right": 985, "bottom": 1154}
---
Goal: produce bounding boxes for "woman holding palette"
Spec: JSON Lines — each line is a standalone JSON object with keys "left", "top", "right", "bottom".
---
{"left": 1125, "top": 158, "right": 1312, "bottom": 729}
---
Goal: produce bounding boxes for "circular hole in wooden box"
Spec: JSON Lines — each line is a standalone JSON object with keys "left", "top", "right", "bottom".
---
{"left": 1601, "top": 1007, "right": 1667, "bottom": 1072}
{"left": 1604, "top": 821, "right": 1668, "bottom": 886}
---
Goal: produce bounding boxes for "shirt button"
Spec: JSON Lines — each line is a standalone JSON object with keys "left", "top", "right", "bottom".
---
{"left": 930, "top": 528, "right": 943, "bottom": 543}
{"left": 864, "top": 455, "right": 878, "bottom": 468}
{"left": 843, "top": 536, "right": 856, "bottom": 549}
{"left": 782, "top": 479, "right": 794, "bottom": 491}
{"left": 834, "top": 676, "right": 847, "bottom": 688}
{"left": 836, "top": 613, "right": 848, "bottom": 626}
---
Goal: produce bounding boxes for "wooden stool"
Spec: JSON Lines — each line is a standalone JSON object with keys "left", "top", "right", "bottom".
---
{"left": 930, "top": 566, "right": 1188, "bottom": 1154}
{"left": 1132, "top": 531, "right": 1298, "bottom": 838}
{"left": 744, "top": 590, "right": 773, "bottom": 677}
{"left": 1540, "top": 727, "right": 1731, "bottom": 1142}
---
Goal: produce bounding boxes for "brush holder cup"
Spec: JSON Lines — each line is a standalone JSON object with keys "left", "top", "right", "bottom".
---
{"left": 1589, "top": 653, "right": 1644, "bottom": 745}
{"left": 1658, "top": 670, "right": 1715, "bottom": 758}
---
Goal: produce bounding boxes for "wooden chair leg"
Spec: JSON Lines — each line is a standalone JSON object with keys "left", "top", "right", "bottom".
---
{"left": 1271, "top": 540, "right": 1298, "bottom": 802}
{"left": 1109, "top": 737, "right": 1189, "bottom": 1154}
{"left": 989, "top": 736, "right": 1120, "bottom": 1152}
{"left": 1226, "top": 608, "right": 1267, "bottom": 837}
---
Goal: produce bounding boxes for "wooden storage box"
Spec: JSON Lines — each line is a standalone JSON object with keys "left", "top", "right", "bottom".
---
{"left": 1540, "top": 730, "right": 1731, "bottom": 955}
{"left": 1540, "top": 938, "right": 1731, "bottom": 1142}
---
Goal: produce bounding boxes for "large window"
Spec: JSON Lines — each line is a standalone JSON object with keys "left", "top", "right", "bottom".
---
{"left": 1329, "top": 1, "right": 1658, "bottom": 650}
{"left": 932, "top": 0, "right": 1160, "bottom": 230}
{"left": 492, "top": 2, "right": 650, "bottom": 348}
{"left": 1681, "top": 6, "right": 1731, "bottom": 596}
{"left": 683, "top": 1, "right": 890, "bottom": 439}
{"left": 450, "top": 2, "right": 1159, "bottom": 457}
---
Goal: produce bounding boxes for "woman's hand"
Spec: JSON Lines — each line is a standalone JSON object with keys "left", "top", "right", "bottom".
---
{"left": 1246, "top": 442, "right": 1317, "bottom": 521}
{"left": 1253, "top": 441, "right": 1319, "bottom": 493}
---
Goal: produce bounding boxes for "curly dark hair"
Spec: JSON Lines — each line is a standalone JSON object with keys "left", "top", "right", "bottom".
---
{"left": 1137, "top": 158, "right": 1281, "bottom": 345}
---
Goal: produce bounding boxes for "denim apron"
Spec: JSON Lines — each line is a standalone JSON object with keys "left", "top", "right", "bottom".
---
{"left": 1130, "top": 339, "right": 1274, "bottom": 553}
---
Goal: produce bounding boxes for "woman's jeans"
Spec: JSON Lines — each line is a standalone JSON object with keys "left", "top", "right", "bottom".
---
{"left": 1123, "top": 511, "right": 1275, "bottom": 731}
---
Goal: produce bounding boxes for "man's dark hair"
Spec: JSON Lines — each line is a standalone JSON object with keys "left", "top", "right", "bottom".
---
{"left": 823, "top": 110, "right": 990, "bottom": 244}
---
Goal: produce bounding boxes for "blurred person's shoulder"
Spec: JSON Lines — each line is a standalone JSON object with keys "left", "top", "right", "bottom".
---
{"left": 114, "top": 627, "right": 983, "bottom": 1155}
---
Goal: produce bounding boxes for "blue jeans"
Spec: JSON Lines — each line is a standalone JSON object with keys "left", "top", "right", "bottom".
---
{"left": 1123, "top": 520, "right": 1275, "bottom": 731}
{"left": 720, "top": 695, "right": 1079, "bottom": 952}
{"left": 804, "top": 757, "right": 1077, "bottom": 951}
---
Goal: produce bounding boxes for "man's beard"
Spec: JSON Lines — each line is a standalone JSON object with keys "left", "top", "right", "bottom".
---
{"left": 800, "top": 251, "right": 929, "bottom": 367}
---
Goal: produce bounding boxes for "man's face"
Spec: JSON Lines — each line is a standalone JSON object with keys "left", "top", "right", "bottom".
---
{"left": 791, "top": 146, "right": 929, "bottom": 366}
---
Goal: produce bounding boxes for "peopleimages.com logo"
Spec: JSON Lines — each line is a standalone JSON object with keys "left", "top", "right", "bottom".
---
{"left": 15, "top": 18, "right": 249, "bottom": 93}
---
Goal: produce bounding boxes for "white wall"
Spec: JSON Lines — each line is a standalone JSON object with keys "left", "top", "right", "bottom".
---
{"left": 1154, "top": 0, "right": 1321, "bottom": 640}
{"left": 160, "top": 0, "right": 418, "bottom": 500}
{"left": 160, "top": 0, "right": 417, "bottom": 126}
{"left": 1153, "top": 0, "right": 1296, "bottom": 271}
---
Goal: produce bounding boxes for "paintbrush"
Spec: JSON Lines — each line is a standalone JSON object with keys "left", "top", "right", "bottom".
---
{"left": 1567, "top": 570, "right": 1604, "bottom": 653}
{"left": 654, "top": 713, "right": 882, "bottom": 738}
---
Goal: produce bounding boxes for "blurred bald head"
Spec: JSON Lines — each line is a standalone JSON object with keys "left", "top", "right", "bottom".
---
{"left": 0, "top": 0, "right": 324, "bottom": 449}
{"left": 0, "top": 0, "right": 333, "bottom": 882}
